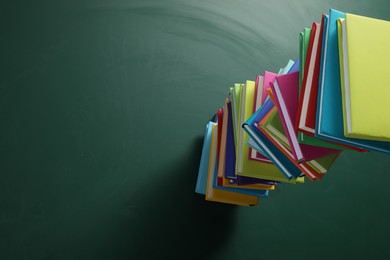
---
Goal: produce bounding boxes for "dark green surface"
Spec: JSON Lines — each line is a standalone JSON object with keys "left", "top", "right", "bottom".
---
{"left": 2, "top": 0, "right": 390, "bottom": 259}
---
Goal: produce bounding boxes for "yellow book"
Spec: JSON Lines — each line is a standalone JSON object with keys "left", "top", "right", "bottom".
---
{"left": 232, "top": 84, "right": 243, "bottom": 147}
{"left": 206, "top": 124, "right": 259, "bottom": 206}
{"left": 340, "top": 13, "right": 390, "bottom": 141}
{"left": 236, "top": 80, "right": 304, "bottom": 184}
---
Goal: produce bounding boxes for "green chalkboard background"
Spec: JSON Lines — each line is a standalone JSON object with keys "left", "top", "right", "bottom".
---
{"left": 2, "top": 0, "right": 390, "bottom": 259}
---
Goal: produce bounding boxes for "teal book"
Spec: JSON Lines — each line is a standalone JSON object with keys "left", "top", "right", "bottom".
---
{"left": 195, "top": 122, "right": 214, "bottom": 195}
{"left": 315, "top": 9, "right": 390, "bottom": 154}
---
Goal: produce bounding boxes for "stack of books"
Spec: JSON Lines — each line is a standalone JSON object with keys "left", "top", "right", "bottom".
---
{"left": 195, "top": 9, "right": 390, "bottom": 206}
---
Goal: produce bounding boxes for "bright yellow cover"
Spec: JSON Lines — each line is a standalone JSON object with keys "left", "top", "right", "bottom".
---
{"left": 232, "top": 84, "right": 243, "bottom": 147}
{"left": 236, "top": 80, "right": 304, "bottom": 184}
{"left": 206, "top": 124, "right": 259, "bottom": 206}
{"left": 343, "top": 13, "right": 390, "bottom": 141}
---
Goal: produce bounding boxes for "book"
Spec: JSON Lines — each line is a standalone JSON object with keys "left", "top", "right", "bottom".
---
{"left": 299, "top": 27, "right": 312, "bottom": 94}
{"left": 229, "top": 176, "right": 278, "bottom": 186}
{"left": 214, "top": 119, "right": 270, "bottom": 199}
{"left": 280, "top": 60, "right": 295, "bottom": 75}
{"left": 195, "top": 122, "right": 213, "bottom": 195}
{"left": 249, "top": 75, "right": 272, "bottom": 163}
{"left": 262, "top": 71, "right": 277, "bottom": 104}
{"left": 270, "top": 72, "right": 304, "bottom": 162}
{"left": 221, "top": 98, "right": 274, "bottom": 186}
{"left": 225, "top": 98, "right": 279, "bottom": 185}
{"left": 259, "top": 64, "right": 292, "bottom": 106}
{"left": 220, "top": 177, "right": 275, "bottom": 191}
{"left": 237, "top": 81, "right": 304, "bottom": 182}
{"left": 258, "top": 106, "right": 321, "bottom": 181}
{"left": 217, "top": 107, "right": 223, "bottom": 159}
{"left": 296, "top": 14, "right": 348, "bottom": 150}
{"left": 231, "top": 84, "right": 242, "bottom": 148}
{"left": 299, "top": 30, "right": 304, "bottom": 88}
{"left": 316, "top": 9, "right": 390, "bottom": 154}
{"left": 205, "top": 123, "right": 260, "bottom": 206}
{"left": 225, "top": 99, "right": 237, "bottom": 180}
{"left": 270, "top": 72, "right": 341, "bottom": 162}
{"left": 254, "top": 75, "right": 264, "bottom": 111}
{"left": 258, "top": 104, "right": 341, "bottom": 181}
{"left": 297, "top": 21, "right": 322, "bottom": 136}
{"left": 243, "top": 98, "right": 305, "bottom": 181}
{"left": 288, "top": 58, "right": 300, "bottom": 73}
{"left": 217, "top": 100, "right": 228, "bottom": 184}
{"left": 338, "top": 13, "right": 390, "bottom": 142}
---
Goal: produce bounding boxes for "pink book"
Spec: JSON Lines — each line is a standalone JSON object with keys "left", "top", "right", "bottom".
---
{"left": 261, "top": 71, "right": 277, "bottom": 104}
{"left": 270, "top": 72, "right": 339, "bottom": 162}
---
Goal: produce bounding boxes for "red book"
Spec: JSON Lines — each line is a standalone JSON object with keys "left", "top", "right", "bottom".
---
{"left": 217, "top": 107, "right": 223, "bottom": 159}
{"left": 296, "top": 21, "right": 322, "bottom": 136}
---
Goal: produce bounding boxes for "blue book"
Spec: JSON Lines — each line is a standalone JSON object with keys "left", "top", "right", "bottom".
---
{"left": 288, "top": 58, "right": 300, "bottom": 73}
{"left": 195, "top": 122, "right": 214, "bottom": 195}
{"left": 243, "top": 99, "right": 303, "bottom": 180}
{"left": 315, "top": 9, "right": 390, "bottom": 154}
{"left": 225, "top": 101, "right": 237, "bottom": 179}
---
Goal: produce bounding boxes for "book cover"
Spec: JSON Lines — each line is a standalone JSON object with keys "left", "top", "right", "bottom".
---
{"left": 238, "top": 82, "right": 304, "bottom": 183}
{"left": 225, "top": 99, "right": 274, "bottom": 185}
{"left": 243, "top": 98, "right": 305, "bottom": 181}
{"left": 259, "top": 105, "right": 341, "bottom": 181}
{"left": 217, "top": 99, "right": 228, "bottom": 184}
{"left": 297, "top": 21, "right": 321, "bottom": 136}
{"left": 297, "top": 14, "right": 349, "bottom": 150}
{"left": 220, "top": 177, "right": 275, "bottom": 192}
{"left": 288, "top": 58, "right": 300, "bottom": 73}
{"left": 339, "top": 13, "right": 390, "bottom": 141}
{"left": 316, "top": 9, "right": 390, "bottom": 154}
{"left": 262, "top": 71, "right": 277, "bottom": 104}
{"left": 270, "top": 72, "right": 341, "bottom": 162}
{"left": 249, "top": 75, "right": 272, "bottom": 163}
{"left": 299, "top": 27, "right": 312, "bottom": 94}
{"left": 205, "top": 123, "right": 260, "bottom": 206}
{"left": 195, "top": 122, "right": 213, "bottom": 195}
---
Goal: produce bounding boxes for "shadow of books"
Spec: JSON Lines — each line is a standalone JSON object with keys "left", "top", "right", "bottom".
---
{"left": 100, "top": 136, "right": 238, "bottom": 259}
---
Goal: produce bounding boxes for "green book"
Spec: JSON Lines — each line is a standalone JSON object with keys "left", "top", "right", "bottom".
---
{"left": 299, "top": 28, "right": 311, "bottom": 94}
